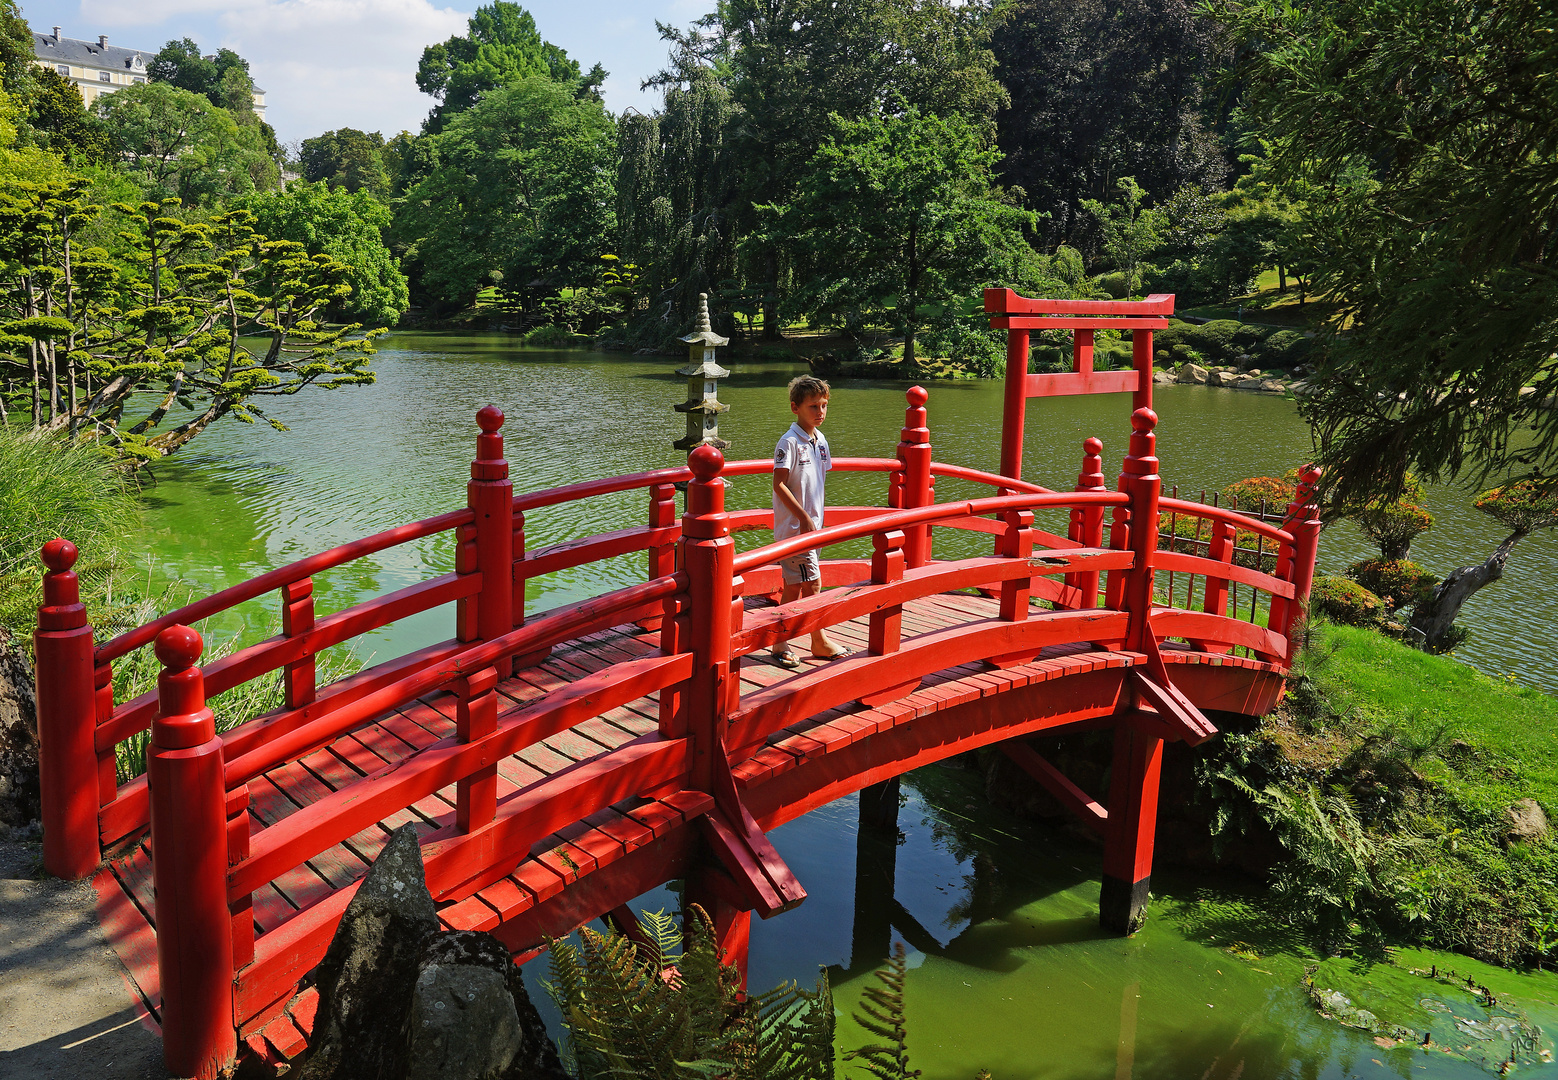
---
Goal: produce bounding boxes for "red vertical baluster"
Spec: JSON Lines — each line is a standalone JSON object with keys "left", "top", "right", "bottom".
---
{"left": 227, "top": 784, "right": 253, "bottom": 972}
{"left": 455, "top": 666, "right": 499, "bottom": 832}
{"left": 1119, "top": 408, "right": 1161, "bottom": 654}
{"left": 147, "top": 626, "right": 236, "bottom": 1079}
{"left": 1280, "top": 465, "right": 1324, "bottom": 665}
{"left": 860, "top": 530, "right": 915, "bottom": 707}
{"left": 281, "top": 577, "right": 315, "bottom": 708}
{"left": 95, "top": 661, "right": 116, "bottom": 807}
{"left": 658, "top": 596, "right": 687, "bottom": 737}
{"left": 643, "top": 482, "right": 679, "bottom": 636}
{"left": 999, "top": 325, "right": 1030, "bottom": 482}
{"left": 468, "top": 406, "right": 514, "bottom": 672}
{"left": 999, "top": 509, "right": 1035, "bottom": 622}
{"left": 1132, "top": 329, "right": 1154, "bottom": 413}
{"left": 1070, "top": 438, "right": 1106, "bottom": 610}
{"left": 455, "top": 522, "right": 478, "bottom": 642}
{"left": 35, "top": 539, "right": 99, "bottom": 879}
{"left": 896, "top": 386, "right": 933, "bottom": 568}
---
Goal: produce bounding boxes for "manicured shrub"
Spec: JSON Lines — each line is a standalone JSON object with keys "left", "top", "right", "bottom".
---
{"left": 1153, "top": 319, "right": 1197, "bottom": 353}
{"left": 1259, "top": 329, "right": 1313, "bottom": 367}
{"left": 1222, "top": 475, "right": 1297, "bottom": 510}
{"left": 1310, "top": 574, "right": 1386, "bottom": 627}
{"left": 1232, "top": 323, "right": 1270, "bottom": 350}
{"left": 1345, "top": 559, "right": 1439, "bottom": 610}
{"left": 1186, "top": 319, "right": 1241, "bottom": 360}
{"left": 1097, "top": 271, "right": 1131, "bottom": 299}
{"left": 523, "top": 323, "right": 580, "bottom": 347}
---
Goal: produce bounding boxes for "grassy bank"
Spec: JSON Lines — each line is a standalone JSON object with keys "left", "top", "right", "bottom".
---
{"left": 1203, "top": 620, "right": 1558, "bottom": 966}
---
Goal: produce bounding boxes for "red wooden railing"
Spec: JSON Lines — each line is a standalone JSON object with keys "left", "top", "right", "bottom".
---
{"left": 34, "top": 293, "right": 1324, "bottom": 1079}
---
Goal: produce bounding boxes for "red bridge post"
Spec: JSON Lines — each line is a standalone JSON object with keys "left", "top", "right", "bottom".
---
{"left": 35, "top": 539, "right": 99, "bottom": 880}
{"left": 147, "top": 626, "right": 237, "bottom": 1079}
{"left": 677, "top": 446, "right": 749, "bottom": 977}
{"left": 1067, "top": 438, "right": 1107, "bottom": 608}
{"left": 895, "top": 386, "right": 934, "bottom": 568}
{"left": 468, "top": 406, "right": 514, "bottom": 671}
{"left": 1280, "top": 465, "right": 1323, "bottom": 664}
{"left": 1101, "top": 408, "right": 1164, "bottom": 935}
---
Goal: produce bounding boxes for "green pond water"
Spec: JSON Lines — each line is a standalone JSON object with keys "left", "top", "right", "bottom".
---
{"left": 120, "top": 334, "right": 1558, "bottom": 1077}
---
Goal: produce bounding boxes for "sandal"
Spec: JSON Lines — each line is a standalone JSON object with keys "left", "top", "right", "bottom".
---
{"left": 770, "top": 651, "right": 803, "bottom": 669}
{"left": 815, "top": 648, "right": 853, "bottom": 661}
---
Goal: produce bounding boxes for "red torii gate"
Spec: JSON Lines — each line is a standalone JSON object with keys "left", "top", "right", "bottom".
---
{"left": 31, "top": 290, "right": 1322, "bottom": 1079}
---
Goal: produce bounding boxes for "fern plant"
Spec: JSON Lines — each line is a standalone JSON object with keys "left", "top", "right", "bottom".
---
{"left": 546, "top": 905, "right": 835, "bottom": 1080}
{"left": 843, "top": 943, "right": 921, "bottom": 1080}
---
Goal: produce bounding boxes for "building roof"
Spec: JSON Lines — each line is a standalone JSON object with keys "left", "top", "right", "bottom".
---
{"left": 31, "top": 31, "right": 265, "bottom": 94}
{"left": 32, "top": 31, "right": 149, "bottom": 72}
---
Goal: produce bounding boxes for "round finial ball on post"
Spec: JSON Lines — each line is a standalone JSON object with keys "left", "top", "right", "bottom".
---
{"left": 1130, "top": 408, "right": 1158, "bottom": 433}
{"left": 41, "top": 538, "right": 79, "bottom": 572}
{"left": 154, "top": 625, "right": 204, "bottom": 672}
{"left": 906, "top": 385, "right": 928, "bottom": 408}
{"left": 688, "top": 443, "right": 725, "bottom": 481}
{"left": 1083, "top": 437, "right": 1103, "bottom": 456}
{"left": 1299, "top": 463, "right": 1323, "bottom": 486}
{"left": 476, "top": 405, "right": 504, "bottom": 433}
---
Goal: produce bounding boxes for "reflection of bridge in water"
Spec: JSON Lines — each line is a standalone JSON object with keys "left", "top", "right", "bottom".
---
{"left": 32, "top": 290, "right": 1321, "bottom": 1078}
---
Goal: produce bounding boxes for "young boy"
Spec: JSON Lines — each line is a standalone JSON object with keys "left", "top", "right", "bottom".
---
{"left": 770, "top": 375, "right": 849, "bottom": 668}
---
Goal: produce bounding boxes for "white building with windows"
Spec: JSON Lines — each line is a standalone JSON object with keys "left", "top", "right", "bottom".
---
{"left": 30, "top": 28, "right": 267, "bottom": 118}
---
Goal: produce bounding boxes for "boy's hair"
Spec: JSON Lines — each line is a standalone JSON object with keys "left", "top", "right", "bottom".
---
{"left": 788, "top": 374, "right": 830, "bottom": 405}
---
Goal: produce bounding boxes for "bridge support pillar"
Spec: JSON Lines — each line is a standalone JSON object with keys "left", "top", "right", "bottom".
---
{"left": 1099, "top": 720, "right": 1163, "bottom": 936}
{"left": 467, "top": 406, "right": 515, "bottom": 674}
{"left": 683, "top": 888, "right": 752, "bottom": 988}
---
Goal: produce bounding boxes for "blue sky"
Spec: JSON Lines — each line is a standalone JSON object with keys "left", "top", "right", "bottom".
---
{"left": 19, "top": 0, "right": 706, "bottom": 143}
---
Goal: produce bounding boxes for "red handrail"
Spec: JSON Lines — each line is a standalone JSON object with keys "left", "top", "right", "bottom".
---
{"left": 1157, "top": 497, "right": 1294, "bottom": 546}
{"left": 732, "top": 490, "right": 1128, "bottom": 575}
{"left": 95, "top": 508, "right": 476, "bottom": 665}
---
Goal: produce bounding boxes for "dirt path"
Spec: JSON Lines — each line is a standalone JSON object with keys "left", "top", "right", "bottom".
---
{"left": 0, "top": 829, "right": 164, "bottom": 1078}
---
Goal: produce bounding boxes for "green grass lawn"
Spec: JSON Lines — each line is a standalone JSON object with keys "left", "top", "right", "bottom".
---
{"left": 1307, "top": 622, "right": 1558, "bottom": 811}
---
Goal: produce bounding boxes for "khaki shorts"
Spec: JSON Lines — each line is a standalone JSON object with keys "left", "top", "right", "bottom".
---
{"left": 779, "top": 550, "right": 820, "bottom": 585}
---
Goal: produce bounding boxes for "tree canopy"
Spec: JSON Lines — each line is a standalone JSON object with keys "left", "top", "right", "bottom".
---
{"left": 1213, "top": 0, "right": 1558, "bottom": 504}
{"left": 397, "top": 77, "right": 615, "bottom": 307}
{"left": 236, "top": 181, "right": 409, "bottom": 326}
{"left": 415, "top": 1, "right": 604, "bottom": 131}
{"left": 763, "top": 106, "right": 1038, "bottom": 368}
{"left": 93, "top": 82, "right": 276, "bottom": 205}
{"left": 299, "top": 128, "right": 390, "bottom": 197}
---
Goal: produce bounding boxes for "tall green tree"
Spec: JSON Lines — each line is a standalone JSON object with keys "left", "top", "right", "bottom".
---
{"left": 397, "top": 77, "right": 615, "bottom": 308}
{"left": 299, "top": 128, "right": 390, "bottom": 196}
{"left": 22, "top": 67, "right": 109, "bottom": 165}
{"left": 93, "top": 82, "right": 276, "bottom": 204}
{"left": 416, "top": 1, "right": 604, "bottom": 132}
{"left": 147, "top": 38, "right": 280, "bottom": 164}
{"left": 1212, "top": 0, "right": 1558, "bottom": 505}
{"left": 653, "top": 0, "right": 1008, "bottom": 337}
{"left": 1081, "top": 176, "right": 1163, "bottom": 295}
{"left": 761, "top": 105, "right": 1038, "bottom": 368}
{"left": 996, "top": 0, "right": 1231, "bottom": 246}
{"left": 236, "top": 181, "right": 408, "bottom": 326}
{"left": 0, "top": 0, "right": 33, "bottom": 98}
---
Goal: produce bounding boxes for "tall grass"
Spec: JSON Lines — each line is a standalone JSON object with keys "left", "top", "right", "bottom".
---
{"left": 0, "top": 426, "right": 142, "bottom": 641}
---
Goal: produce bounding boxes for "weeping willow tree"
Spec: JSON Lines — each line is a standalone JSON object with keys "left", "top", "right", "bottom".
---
{"left": 614, "top": 32, "right": 741, "bottom": 350}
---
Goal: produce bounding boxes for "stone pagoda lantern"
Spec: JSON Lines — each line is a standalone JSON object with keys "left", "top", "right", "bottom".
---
{"left": 674, "top": 293, "right": 730, "bottom": 452}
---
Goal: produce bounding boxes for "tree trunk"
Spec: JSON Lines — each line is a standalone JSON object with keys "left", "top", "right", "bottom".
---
{"left": 762, "top": 249, "right": 781, "bottom": 341}
{"left": 1278, "top": 264, "right": 1287, "bottom": 292}
{"left": 0, "top": 627, "right": 40, "bottom": 827}
{"left": 1408, "top": 529, "right": 1527, "bottom": 650}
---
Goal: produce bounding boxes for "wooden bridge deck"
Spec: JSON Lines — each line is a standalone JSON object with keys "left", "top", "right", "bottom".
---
{"left": 92, "top": 588, "right": 1281, "bottom": 1060}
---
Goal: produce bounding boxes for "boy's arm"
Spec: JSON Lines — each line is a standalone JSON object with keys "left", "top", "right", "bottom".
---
{"left": 772, "top": 468, "right": 816, "bottom": 531}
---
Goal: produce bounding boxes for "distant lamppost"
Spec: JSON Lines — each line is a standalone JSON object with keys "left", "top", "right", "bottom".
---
{"left": 674, "top": 293, "right": 731, "bottom": 452}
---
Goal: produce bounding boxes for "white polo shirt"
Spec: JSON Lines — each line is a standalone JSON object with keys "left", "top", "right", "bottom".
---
{"left": 773, "top": 422, "right": 831, "bottom": 537}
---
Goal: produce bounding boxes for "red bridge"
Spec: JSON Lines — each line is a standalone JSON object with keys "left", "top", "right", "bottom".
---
{"left": 32, "top": 291, "right": 1321, "bottom": 1078}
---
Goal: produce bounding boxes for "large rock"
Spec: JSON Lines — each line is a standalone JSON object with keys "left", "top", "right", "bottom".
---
{"left": 1259, "top": 379, "right": 1288, "bottom": 394}
{"left": 1176, "top": 363, "right": 1209, "bottom": 385}
{"left": 0, "top": 628, "right": 40, "bottom": 828}
{"left": 1207, "top": 370, "right": 1236, "bottom": 387}
{"left": 1153, "top": 370, "right": 1177, "bottom": 385}
{"left": 300, "top": 824, "right": 439, "bottom": 1080}
{"left": 1506, "top": 798, "right": 1549, "bottom": 846}
{"left": 408, "top": 932, "right": 520, "bottom": 1080}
